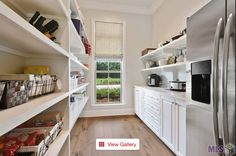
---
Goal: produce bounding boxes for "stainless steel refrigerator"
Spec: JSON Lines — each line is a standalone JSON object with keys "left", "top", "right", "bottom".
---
{"left": 186, "top": 0, "right": 235, "bottom": 156}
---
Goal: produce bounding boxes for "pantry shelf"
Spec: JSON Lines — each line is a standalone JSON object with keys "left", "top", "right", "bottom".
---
{"left": 141, "top": 35, "right": 186, "bottom": 61}
{"left": 70, "top": 56, "right": 89, "bottom": 71}
{"left": 69, "top": 96, "right": 89, "bottom": 131}
{"left": 69, "top": 20, "right": 86, "bottom": 55}
{"left": 5, "top": 0, "right": 69, "bottom": 18}
{"left": 70, "top": 0, "right": 89, "bottom": 42}
{"left": 44, "top": 130, "right": 69, "bottom": 156}
{"left": 0, "top": 2, "right": 70, "bottom": 58}
{"left": 70, "top": 83, "right": 90, "bottom": 94}
{"left": 141, "top": 62, "right": 186, "bottom": 72}
{"left": 0, "top": 92, "right": 69, "bottom": 136}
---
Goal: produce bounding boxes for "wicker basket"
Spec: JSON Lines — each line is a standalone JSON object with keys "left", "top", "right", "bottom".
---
{"left": 0, "top": 75, "right": 57, "bottom": 109}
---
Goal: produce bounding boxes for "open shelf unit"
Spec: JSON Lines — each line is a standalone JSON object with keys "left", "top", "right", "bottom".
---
{"left": 70, "top": 0, "right": 89, "bottom": 42}
{"left": 141, "top": 35, "right": 186, "bottom": 61}
{"left": 44, "top": 130, "right": 70, "bottom": 156}
{"left": 0, "top": 1, "right": 90, "bottom": 155}
{"left": 141, "top": 62, "right": 186, "bottom": 72}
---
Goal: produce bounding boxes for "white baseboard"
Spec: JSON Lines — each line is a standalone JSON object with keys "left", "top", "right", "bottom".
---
{"left": 80, "top": 108, "right": 135, "bottom": 117}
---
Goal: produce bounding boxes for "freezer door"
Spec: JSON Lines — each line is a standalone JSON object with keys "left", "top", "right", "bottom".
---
{"left": 223, "top": 0, "right": 235, "bottom": 150}
{"left": 187, "top": 0, "right": 225, "bottom": 61}
{"left": 187, "top": 105, "right": 218, "bottom": 156}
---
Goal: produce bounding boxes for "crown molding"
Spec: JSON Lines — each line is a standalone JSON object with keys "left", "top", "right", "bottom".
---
{"left": 79, "top": 0, "right": 164, "bottom": 15}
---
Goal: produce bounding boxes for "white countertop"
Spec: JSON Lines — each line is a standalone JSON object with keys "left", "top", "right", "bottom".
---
{"left": 135, "top": 85, "right": 186, "bottom": 101}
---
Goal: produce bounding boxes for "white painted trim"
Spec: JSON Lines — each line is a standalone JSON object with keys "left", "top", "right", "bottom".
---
{"left": 78, "top": 0, "right": 164, "bottom": 15}
{"left": 80, "top": 108, "right": 135, "bottom": 117}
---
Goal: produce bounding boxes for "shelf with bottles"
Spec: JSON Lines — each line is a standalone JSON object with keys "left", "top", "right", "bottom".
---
{"left": 0, "top": 2, "right": 70, "bottom": 58}
{"left": 141, "top": 35, "right": 186, "bottom": 61}
{"left": 69, "top": 67, "right": 89, "bottom": 93}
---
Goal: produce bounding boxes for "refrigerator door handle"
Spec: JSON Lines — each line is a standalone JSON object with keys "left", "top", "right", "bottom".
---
{"left": 222, "top": 13, "right": 234, "bottom": 147}
{"left": 213, "top": 18, "right": 224, "bottom": 146}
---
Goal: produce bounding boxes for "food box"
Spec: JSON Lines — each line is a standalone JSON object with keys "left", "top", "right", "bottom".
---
{"left": 24, "top": 66, "right": 50, "bottom": 75}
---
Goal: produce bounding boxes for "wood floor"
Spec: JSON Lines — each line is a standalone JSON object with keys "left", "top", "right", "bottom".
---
{"left": 70, "top": 115, "right": 175, "bottom": 156}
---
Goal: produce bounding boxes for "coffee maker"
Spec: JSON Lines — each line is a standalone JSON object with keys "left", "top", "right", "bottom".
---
{"left": 147, "top": 74, "right": 161, "bottom": 87}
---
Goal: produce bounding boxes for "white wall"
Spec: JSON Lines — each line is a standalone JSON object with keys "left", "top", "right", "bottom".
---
{"left": 81, "top": 9, "right": 152, "bottom": 117}
{"left": 152, "top": 0, "right": 211, "bottom": 46}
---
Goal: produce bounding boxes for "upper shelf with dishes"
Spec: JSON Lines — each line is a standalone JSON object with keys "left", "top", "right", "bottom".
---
{"left": 141, "top": 35, "right": 187, "bottom": 71}
{"left": 141, "top": 35, "right": 186, "bottom": 61}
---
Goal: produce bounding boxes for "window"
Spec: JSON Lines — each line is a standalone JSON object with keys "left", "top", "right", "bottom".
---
{"left": 94, "top": 21, "right": 124, "bottom": 105}
{"left": 96, "top": 59, "right": 122, "bottom": 104}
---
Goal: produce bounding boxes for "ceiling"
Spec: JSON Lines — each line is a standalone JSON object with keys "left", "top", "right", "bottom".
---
{"left": 78, "top": 0, "right": 164, "bottom": 15}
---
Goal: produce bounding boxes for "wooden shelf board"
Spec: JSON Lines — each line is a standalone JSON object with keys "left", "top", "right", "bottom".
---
{"left": 141, "top": 62, "right": 186, "bottom": 72}
{"left": 0, "top": 92, "right": 69, "bottom": 136}
{"left": 44, "top": 130, "right": 69, "bottom": 156}
{"left": 6, "top": 0, "right": 69, "bottom": 18}
{"left": 0, "top": 2, "right": 69, "bottom": 58}
{"left": 141, "top": 35, "right": 186, "bottom": 60}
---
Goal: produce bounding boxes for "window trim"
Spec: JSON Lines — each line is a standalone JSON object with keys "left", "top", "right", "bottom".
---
{"left": 91, "top": 19, "right": 126, "bottom": 107}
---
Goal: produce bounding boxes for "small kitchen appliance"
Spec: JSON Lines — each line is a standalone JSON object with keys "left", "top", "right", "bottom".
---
{"left": 147, "top": 74, "right": 161, "bottom": 87}
{"left": 169, "top": 81, "right": 186, "bottom": 91}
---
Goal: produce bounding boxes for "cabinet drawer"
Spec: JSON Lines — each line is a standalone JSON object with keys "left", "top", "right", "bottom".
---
{"left": 144, "top": 96, "right": 160, "bottom": 103}
{"left": 145, "top": 109, "right": 161, "bottom": 123}
{"left": 144, "top": 114, "right": 160, "bottom": 133}
{"left": 145, "top": 102, "right": 160, "bottom": 111}
{"left": 145, "top": 104, "right": 160, "bottom": 117}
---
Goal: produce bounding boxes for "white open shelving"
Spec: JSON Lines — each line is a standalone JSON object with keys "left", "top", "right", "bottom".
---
{"left": 141, "top": 62, "right": 186, "bottom": 72}
{"left": 69, "top": 96, "right": 89, "bottom": 130}
{"left": 0, "top": 1, "right": 90, "bottom": 155}
{"left": 44, "top": 130, "right": 70, "bottom": 156}
{"left": 5, "top": 0, "right": 69, "bottom": 18}
{"left": 69, "top": 20, "right": 86, "bottom": 55}
{"left": 0, "top": 92, "right": 68, "bottom": 136}
{"left": 0, "top": 2, "right": 70, "bottom": 58}
{"left": 141, "top": 35, "right": 186, "bottom": 61}
{"left": 70, "top": 0, "right": 89, "bottom": 42}
{"left": 70, "top": 56, "right": 89, "bottom": 71}
{"left": 70, "top": 83, "right": 89, "bottom": 94}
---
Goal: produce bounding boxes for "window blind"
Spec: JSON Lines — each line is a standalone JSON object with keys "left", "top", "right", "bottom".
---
{"left": 95, "top": 21, "right": 123, "bottom": 57}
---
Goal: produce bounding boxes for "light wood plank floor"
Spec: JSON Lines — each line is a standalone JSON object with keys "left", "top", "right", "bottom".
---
{"left": 70, "top": 115, "right": 175, "bottom": 156}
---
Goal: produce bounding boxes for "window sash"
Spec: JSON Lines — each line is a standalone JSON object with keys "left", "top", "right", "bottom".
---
{"left": 95, "top": 59, "right": 122, "bottom": 104}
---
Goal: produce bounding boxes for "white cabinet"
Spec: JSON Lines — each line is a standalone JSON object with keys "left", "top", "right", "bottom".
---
{"left": 134, "top": 87, "right": 143, "bottom": 119}
{"left": 161, "top": 96, "right": 175, "bottom": 150}
{"left": 175, "top": 102, "right": 186, "bottom": 156}
{"left": 133, "top": 87, "right": 186, "bottom": 156}
{"left": 143, "top": 89, "right": 161, "bottom": 136}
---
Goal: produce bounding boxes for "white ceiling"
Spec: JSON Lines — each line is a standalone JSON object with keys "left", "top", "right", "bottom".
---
{"left": 78, "top": 0, "right": 164, "bottom": 15}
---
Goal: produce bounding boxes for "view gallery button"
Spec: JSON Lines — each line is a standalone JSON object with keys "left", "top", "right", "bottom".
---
{"left": 96, "top": 138, "right": 140, "bottom": 150}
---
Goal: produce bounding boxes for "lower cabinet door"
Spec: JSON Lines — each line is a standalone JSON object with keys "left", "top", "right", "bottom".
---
{"left": 177, "top": 105, "right": 186, "bottom": 156}
{"left": 161, "top": 97, "right": 175, "bottom": 150}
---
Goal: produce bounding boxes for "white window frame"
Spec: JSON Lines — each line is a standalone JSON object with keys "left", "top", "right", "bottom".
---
{"left": 91, "top": 19, "right": 126, "bottom": 106}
